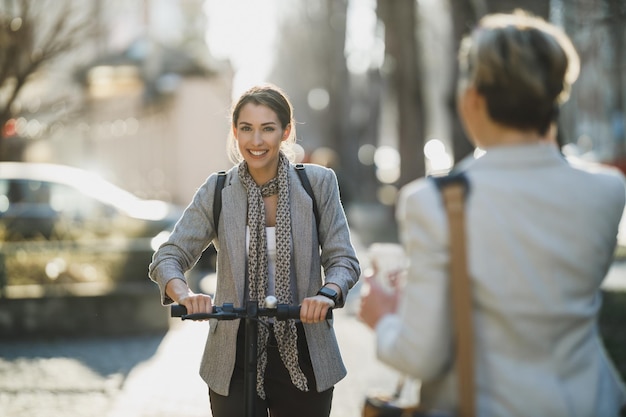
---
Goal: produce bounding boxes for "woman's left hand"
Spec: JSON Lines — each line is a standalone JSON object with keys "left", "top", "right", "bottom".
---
{"left": 300, "top": 295, "right": 334, "bottom": 323}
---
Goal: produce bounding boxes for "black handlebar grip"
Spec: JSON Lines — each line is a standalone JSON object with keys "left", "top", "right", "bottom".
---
{"left": 275, "top": 304, "right": 302, "bottom": 319}
{"left": 171, "top": 304, "right": 188, "bottom": 317}
{"left": 275, "top": 305, "right": 333, "bottom": 320}
{"left": 170, "top": 304, "right": 333, "bottom": 319}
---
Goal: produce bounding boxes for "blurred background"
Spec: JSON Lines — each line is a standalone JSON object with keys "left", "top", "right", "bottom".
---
{"left": 1, "top": 0, "right": 625, "bottom": 240}
{"left": 0, "top": 0, "right": 625, "bottom": 415}
{"left": 2, "top": 0, "right": 625, "bottom": 294}
{"left": 1, "top": 0, "right": 625, "bottom": 356}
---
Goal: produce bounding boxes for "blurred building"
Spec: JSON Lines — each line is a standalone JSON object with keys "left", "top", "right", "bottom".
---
{"left": 11, "top": 0, "right": 234, "bottom": 206}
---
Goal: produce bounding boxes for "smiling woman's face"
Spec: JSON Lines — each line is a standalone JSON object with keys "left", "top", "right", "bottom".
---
{"left": 233, "top": 103, "right": 291, "bottom": 184}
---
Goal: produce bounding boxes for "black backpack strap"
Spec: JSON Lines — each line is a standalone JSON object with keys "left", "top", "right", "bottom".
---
{"left": 295, "top": 164, "right": 321, "bottom": 235}
{"left": 213, "top": 171, "right": 227, "bottom": 234}
{"left": 213, "top": 166, "right": 320, "bottom": 240}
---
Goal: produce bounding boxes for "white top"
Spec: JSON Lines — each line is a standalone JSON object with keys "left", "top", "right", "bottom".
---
{"left": 246, "top": 226, "right": 276, "bottom": 297}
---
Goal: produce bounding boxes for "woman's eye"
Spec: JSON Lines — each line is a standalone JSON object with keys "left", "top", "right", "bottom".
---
{"left": 240, "top": 126, "right": 251, "bottom": 131}
{"left": 263, "top": 126, "right": 275, "bottom": 132}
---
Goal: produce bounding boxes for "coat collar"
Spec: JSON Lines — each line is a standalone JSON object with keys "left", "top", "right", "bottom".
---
{"left": 459, "top": 143, "right": 567, "bottom": 172}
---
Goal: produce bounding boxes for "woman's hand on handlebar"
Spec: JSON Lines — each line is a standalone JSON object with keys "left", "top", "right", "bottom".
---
{"left": 165, "top": 278, "right": 213, "bottom": 319}
{"left": 300, "top": 295, "right": 334, "bottom": 324}
{"left": 178, "top": 293, "right": 213, "bottom": 318}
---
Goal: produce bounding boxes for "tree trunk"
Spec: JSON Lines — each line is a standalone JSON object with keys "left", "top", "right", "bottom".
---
{"left": 377, "top": 0, "right": 425, "bottom": 187}
{"left": 447, "top": 0, "right": 477, "bottom": 164}
{"left": 606, "top": 0, "right": 625, "bottom": 159}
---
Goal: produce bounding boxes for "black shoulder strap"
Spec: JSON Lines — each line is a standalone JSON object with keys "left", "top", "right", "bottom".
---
{"left": 213, "top": 166, "right": 321, "bottom": 239}
{"left": 295, "top": 163, "right": 320, "bottom": 229}
{"left": 213, "top": 171, "right": 227, "bottom": 234}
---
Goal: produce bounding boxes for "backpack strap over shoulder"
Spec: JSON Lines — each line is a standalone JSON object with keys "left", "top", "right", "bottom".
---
{"left": 295, "top": 163, "right": 320, "bottom": 229}
{"left": 213, "top": 171, "right": 227, "bottom": 234}
{"left": 212, "top": 165, "right": 321, "bottom": 241}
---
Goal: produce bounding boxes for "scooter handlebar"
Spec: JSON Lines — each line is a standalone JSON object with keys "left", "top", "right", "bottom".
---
{"left": 170, "top": 303, "right": 332, "bottom": 321}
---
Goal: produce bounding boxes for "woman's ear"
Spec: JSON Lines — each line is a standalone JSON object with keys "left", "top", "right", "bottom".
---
{"left": 459, "top": 86, "right": 487, "bottom": 120}
{"left": 463, "top": 86, "right": 482, "bottom": 109}
{"left": 282, "top": 124, "right": 291, "bottom": 141}
{"left": 232, "top": 124, "right": 238, "bottom": 140}
{"left": 457, "top": 86, "right": 486, "bottom": 146}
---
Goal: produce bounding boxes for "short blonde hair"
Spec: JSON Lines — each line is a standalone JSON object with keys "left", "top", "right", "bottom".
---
{"left": 458, "top": 10, "right": 580, "bottom": 134}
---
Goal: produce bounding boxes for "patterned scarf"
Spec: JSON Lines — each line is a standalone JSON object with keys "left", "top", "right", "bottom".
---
{"left": 238, "top": 152, "right": 309, "bottom": 399}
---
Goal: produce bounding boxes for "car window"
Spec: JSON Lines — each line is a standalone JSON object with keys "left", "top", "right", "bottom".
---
{"left": 0, "top": 180, "right": 56, "bottom": 240}
{"left": 1, "top": 179, "right": 51, "bottom": 204}
{"left": 0, "top": 179, "right": 116, "bottom": 219}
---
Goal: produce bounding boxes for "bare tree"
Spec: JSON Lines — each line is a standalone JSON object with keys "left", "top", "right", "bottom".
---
{"left": 0, "top": 0, "right": 96, "bottom": 160}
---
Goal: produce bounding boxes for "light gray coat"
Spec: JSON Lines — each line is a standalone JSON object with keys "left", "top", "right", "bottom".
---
{"left": 376, "top": 144, "right": 626, "bottom": 416}
{"left": 149, "top": 163, "right": 360, "bottom": 396}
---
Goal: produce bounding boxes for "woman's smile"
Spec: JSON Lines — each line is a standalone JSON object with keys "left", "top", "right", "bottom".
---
{"left": 249, "top": 149, "right": 269, "bottom": 157}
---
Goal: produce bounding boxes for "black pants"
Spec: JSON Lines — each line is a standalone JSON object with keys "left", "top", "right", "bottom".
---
{"left": 209, "top": 321, "right": 334, "bottom": 417}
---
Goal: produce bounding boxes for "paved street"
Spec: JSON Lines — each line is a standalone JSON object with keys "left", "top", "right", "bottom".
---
{"left": 1, "top": 261, "right": 624, "bottom": 417}
{"left": 107, "top": 306, "right": 401, "bottom": 417}
{"left": 0, "top": 298, "right": 400, "bottom": 417}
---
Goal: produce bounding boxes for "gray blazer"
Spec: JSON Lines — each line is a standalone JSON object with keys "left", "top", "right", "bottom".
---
{"left": 149, "top": 163, "right": 360, "bottom": 396}
{"left": 376, "top": 144, "right": 626, "bottom": 416}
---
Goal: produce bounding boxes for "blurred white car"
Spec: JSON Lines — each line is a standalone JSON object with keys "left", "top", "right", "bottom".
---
{"left": 0, "top": 162, "right": 183, "bottom": 286}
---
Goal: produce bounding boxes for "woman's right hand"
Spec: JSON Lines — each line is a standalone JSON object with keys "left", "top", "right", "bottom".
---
{"left": 165, "top": 278, "right": 213, "bottom": 315}
{"left": 178, "top": 292, "right": 214, "bottom": 315}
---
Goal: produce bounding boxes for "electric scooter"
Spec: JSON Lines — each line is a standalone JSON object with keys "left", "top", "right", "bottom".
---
{"left": 171, "top": 296, "right": 332, "bottom": 417}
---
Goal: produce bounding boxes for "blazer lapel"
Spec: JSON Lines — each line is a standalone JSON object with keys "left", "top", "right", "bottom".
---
{"left": 221, "top": 175, "right": 248, "bottom": 304}
{"left": 220, "top": 168, "right": 316, "bottom": 304}
{"left": 290, "top": 169, "right": 314, "bottom": 302}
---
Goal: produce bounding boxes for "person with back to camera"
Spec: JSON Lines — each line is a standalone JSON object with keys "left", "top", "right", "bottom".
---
{"left": 358, "top": 10, "right": 626, "bottom": 417}
{"left": 149, "top": 84, "right": 361, "bottom": 417}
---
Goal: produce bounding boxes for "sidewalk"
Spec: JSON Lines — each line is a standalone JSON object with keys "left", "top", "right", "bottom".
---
{"left": 1, "top": 262, "right": 624, "bottom": 417}
{"left": 0, "top": 301, "right": 400, "bottom": 417}
{"left": 106, "top": 306, "right": 398, "bottom": 417}
{"left": 108, "top": 260, "right": 626, "bottom": 417}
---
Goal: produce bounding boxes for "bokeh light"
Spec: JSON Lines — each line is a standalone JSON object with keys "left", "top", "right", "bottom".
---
{"left": 424, "top": 138, "right": 452, "bottom": 172}
{"left": 374, "top": 145, "right": 400, "bottom": 184}
{"left": 307, "top": 88, "right": 330, "bottom": 111}
{"left": 358, "top": 144, "right": 376, "bottom": 165}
